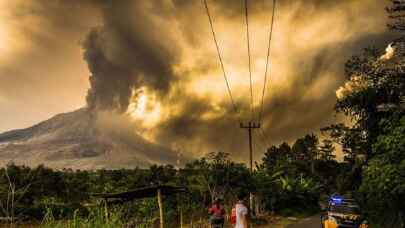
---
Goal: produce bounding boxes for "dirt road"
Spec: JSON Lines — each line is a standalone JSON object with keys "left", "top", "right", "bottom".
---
{"left": 287, "top": 214, "right": 321, "bottom": 228}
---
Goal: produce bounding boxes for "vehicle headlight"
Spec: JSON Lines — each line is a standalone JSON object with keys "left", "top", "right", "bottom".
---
{"left": 360, "top": 220, "right": 369, "bottom": 228}
{"left": 328, "top": 216, "right": 338, "bottom": 224}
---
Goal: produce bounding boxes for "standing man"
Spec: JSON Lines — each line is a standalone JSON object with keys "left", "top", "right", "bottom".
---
{"left": 235, "top": 192, "right": 249, "bottom": 228}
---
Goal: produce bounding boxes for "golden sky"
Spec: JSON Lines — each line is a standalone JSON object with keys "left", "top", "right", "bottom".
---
{"left": 0, "top": 0, "right": 396, "bottom": 162}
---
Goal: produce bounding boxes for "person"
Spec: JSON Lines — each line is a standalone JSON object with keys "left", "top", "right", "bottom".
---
{"left": 234, "top": 192, "right": 248, "bottom": 228}
{"left": 208, "top": 198, "right": 225, "bottom": 227}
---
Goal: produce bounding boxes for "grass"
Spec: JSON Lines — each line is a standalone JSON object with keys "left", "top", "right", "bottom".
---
{"left": 40, "top": 206, "right": 128, "bottom": 228}
{"left": 0, "top": 214, "right": 303, "bottom": 228}
{"left": 34, "top": 204, "right": 317, "bottom": 228}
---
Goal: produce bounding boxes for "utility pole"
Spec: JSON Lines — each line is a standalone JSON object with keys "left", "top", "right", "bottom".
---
{"left": 157, "top": 188, "right": 164, "bottom": 228}
{"left": 240, "top": 121, "right": 261, "bottom": 172}
{"left": 240, "top": 121, "right": 260, "bottom": 216}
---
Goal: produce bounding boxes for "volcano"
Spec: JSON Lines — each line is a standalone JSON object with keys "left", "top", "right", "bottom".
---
{"left": 0, "top": 108, "right": 179, "bottom": 169}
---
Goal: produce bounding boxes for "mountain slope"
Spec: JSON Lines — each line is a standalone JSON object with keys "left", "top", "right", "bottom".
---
{"left": 0, "top": 108, "right": 179, "bottom": 169}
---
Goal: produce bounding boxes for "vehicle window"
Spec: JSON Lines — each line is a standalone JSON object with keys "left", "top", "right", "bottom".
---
{"left": 329, "top": 205, "right": 360, "bottom": 214}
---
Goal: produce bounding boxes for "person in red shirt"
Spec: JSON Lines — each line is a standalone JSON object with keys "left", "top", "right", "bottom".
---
{"left": 208, "top": 198, "right": 225, "bottom": 227}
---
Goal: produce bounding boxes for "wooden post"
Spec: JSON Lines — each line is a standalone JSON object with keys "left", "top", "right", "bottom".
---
{"left": 157, "top": 189, "right": 164, "bottom": 228}
{"left": 103, "top": 199, "right": 109, "bottom": 223}
{"left": 180, "top": 208, "right": 183, "bottom": 228}
{"left": 178, "top": 194, "right": 183, "bottom": 228}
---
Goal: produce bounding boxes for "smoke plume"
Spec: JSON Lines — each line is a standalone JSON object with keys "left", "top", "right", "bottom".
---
{"left": 83, "top": 0, "right": 181, "bottom": 112}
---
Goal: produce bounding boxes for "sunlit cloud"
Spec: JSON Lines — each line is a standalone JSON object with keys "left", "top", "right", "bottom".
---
{"left": 127, "top": 87, "right": 162, "bottom": 128}
{"left": 0, "top": 0, "right": 394, "bottom": 163}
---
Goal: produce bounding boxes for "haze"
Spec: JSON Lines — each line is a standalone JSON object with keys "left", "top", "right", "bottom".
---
{"left": 0, "top": 0, "right": 394, "bottom": 162}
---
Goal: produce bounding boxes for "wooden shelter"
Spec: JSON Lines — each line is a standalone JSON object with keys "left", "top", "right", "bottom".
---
{"left": 91, "top": 185, "right": 187, "bottom": 228}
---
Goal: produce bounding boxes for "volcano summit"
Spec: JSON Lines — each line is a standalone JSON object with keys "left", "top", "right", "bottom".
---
{"left": 0, "top": 109, "right": 179, "bottom": 169}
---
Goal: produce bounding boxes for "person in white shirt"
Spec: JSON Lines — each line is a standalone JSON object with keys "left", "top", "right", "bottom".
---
{"left": 235, "top": 192, "right": 249, "bottom": 228}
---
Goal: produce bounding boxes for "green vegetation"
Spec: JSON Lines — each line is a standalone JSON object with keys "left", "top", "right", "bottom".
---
{"left": 41, "top": 206, "right": 125, "bottom": 228}
{"left": 324, "top": 5, "right": 405, "bottom": 222}
{"left": 0, "top": 137, "right": 342, "bottom": 227}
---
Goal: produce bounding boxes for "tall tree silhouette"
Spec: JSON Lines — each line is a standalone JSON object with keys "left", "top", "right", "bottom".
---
{"left": 387, "top": 0, "right": 405, "bottom": 31}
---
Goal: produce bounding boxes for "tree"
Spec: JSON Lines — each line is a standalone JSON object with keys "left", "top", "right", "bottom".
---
{"left": 149, "top": 164, "right": 177, "bottom": 185}
{"left": 387, "top": 0, "right": 405, "bottom": 31}
{"left": 291, "top": 134, "right": 319, "bottom": 174}
{"left": 279, "top": 142, "right": 293, "bottom": 162}
{"left": 291, "top": 138, "right": 308, "bottom": 161}
{"left": 335, "top": 45, "right": 405, "bottom": 159}
{"left": 0, "top": 164, "right": 38, "bottom": 225}
{"left": 327, "top": 8, "right": 405, "bottom": 223}
{"left": 262, "top": 145, "right": 288, "bottom": 169}
{"left": 318, "top": 139, "right": 336, "bottom": 161}
{"left": 182, "top": 152, "right": 251, "bottom": 203}
{"left": 275, "top": 175, "right": 321, "bottom": 214}
{"left": 322, "top": 124, "right": 367, "bottom": 165}
{"left": 360, "top": 113, "right": 405, "bottom": 227}
{"left": 322, "top": 41, "right": 405, "bottom": 193}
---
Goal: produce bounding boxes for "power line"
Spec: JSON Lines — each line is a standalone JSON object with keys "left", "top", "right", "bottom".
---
{"left": 244, "top": 0, "right": 254, "bottom": 121}
{"left": 203, "top": 0, "right": 238, "bottom": 113}
{"left": 254, "top": 130, "right": 267, "bottom": 154}
{"left": 259, "top": 128, "right": 271, "bottom": 149}
{"left": 259, "top": 0, "right": 277, "bottom": 123}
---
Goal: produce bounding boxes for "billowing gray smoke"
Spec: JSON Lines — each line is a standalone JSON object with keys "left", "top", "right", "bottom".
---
{"left": 83, "top": 0, "right": 180, "bottom": 112}
{"left": 78, "top": 0, "right": 393, "bottom": 162}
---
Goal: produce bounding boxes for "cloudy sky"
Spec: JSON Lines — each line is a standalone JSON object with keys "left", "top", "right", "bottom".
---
{"left": 0, "top": 0, "right": 397, "bottom": 162}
